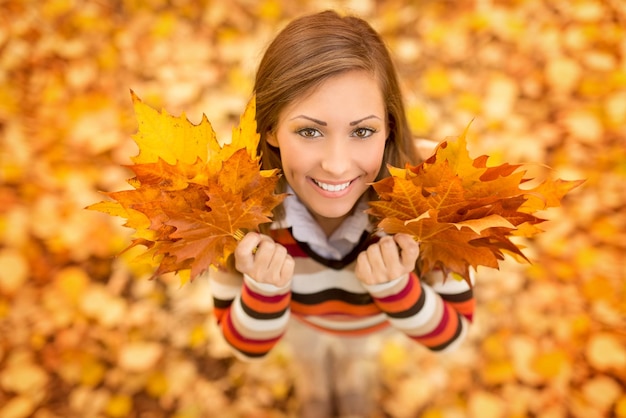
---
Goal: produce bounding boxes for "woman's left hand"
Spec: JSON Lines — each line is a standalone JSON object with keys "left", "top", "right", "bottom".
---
{"left": 355, "top": 233, "right": 420, "bottom": 285}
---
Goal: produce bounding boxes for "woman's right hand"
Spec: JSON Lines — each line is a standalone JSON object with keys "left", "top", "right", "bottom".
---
{"left": 234, "top": 232, "right": 294, "bottom": 288}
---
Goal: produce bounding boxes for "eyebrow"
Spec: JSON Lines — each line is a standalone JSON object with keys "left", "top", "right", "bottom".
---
{"left": 289, "top": 114, "right": 382, "bottom": 126}
{"left": 349, "top": 115, "right": 381, "bottom": 126}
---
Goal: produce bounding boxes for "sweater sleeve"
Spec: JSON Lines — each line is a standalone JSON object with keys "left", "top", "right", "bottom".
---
{"left": 363, "top": 270, "right": 475, "bottom": 352}
{"left": 208, "top": 269, "right": 292, "bottom": 360}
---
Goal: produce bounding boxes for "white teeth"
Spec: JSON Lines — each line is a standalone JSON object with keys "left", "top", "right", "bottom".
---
{"left": 314, "top": 179, "right": 351, "bottom": 192}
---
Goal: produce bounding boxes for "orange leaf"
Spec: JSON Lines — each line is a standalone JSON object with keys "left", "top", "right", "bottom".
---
{"left": 368, "top": 124, "right": 584, "bottom": 285}
{"left": 88, "top": 93, "right": 284, "bottom": 282}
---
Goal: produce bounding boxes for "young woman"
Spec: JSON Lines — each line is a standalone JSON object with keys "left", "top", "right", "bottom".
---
{"left": 208, "top": 10, "right": 475, "bottom": 417}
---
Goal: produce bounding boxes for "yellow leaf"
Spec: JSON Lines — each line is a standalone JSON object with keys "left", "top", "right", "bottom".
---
{"left": 421, "top": 407, "right": 445, "bottom": 418}
{"left": 0, "top": 357, "right": 48, "bottom": 395}
{"left": 0, "top": 248, "right": 28, "bottom": 295}
{"left": 468, "top": 390, "right": 506, "bottom": 418}
{"left": 0, "top": 396, "right": 36, "bottom": 418}
{"left": 257, "top": 0, "right": 281, "bottom": 20}
{"left": 586, "top": 333, "right": 626, "bottom": 372}
{"left": 481, "top": 360, "right": 516, "bottom": 385}
{"left": 146, "top": 371, "right": 168, "bottom": 398}
{"left": 105, "top": 394, "right": 132, "bottom": 418}
{"left": 379, "top": 340, "right": 409, "bottom": 372}
{"left": 582, "top": 375, "right": 622, "bottom": 411}
{"left": 54, "top": 266, "right": 89, "bottom": 305}
{"left": 422, "top": 67, "right": 453, "bottom": 98}
{"left": 188, "top": 324, "right": 207, "bottom": 348}
{"left": 456, "top": 92, "right": 483, "bottom": 114}
{"left": 118, "top": 342, "right": 163, "bottom": 373}
{"left": 80, "top": 358, "right": 106, "bottom": 387}
{"left": 615, "top": 396, "right": 626, "bottom": 418}
{"left": 407, "top": 105, "right": 432, "bottom": 134}
{"left": 582, "top": 276, "right": 617, "bottom": 303}
{"left": 531, "top": 350, "right": 569, "bottom": 380}
{"left": 177, "top": 269, "right": 191, "bottom": 287}
{"left": 130, "top": 91, "right": 219, "bottom": 165}
{"left": 229, "top": 95, "right": 260, "bottom": 160}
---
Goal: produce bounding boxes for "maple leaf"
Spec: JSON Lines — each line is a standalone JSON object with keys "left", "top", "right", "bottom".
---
{"left": 87, "top": 92, "right": 284, "bottom": 282}
{"left": 368, "top": 125, "right": 584, "bottom": 285}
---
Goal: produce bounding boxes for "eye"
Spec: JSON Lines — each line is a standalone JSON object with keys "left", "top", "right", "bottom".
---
{"left": 352, "top": 127, "right": 376, "bottom": 139}
{"left": 296, "top": 127, "right": 322, "bottom": 138}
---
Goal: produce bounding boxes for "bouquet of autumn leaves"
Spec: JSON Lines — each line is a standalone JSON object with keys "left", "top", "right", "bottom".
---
{"left": 89, "top": 93, "right": 583, "bottom": 286}
{"left": 88, "top": 92, "right": 285, "bottom": 284}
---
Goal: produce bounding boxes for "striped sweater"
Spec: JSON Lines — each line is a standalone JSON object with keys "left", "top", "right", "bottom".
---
{"left": 209, "top": 227, "right": 475, "bottom": 359}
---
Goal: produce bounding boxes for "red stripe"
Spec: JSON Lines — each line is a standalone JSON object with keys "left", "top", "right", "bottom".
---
{"left": 223, "top": 312, "right": 281, "bottom": 355}
{"left": 241, "top": 285, "right": 291, "bottom": 316}
{"left": 376, "top": 275, "right": 415, "bottom": 304}
{"left": 420, "top": 302, "right": 450, "bottom": 338}
{"left": 373, "top": 273, "right": 422, "bottom": 314}
{"left": 412, "top": 304, "right": 461, "bottom": 348}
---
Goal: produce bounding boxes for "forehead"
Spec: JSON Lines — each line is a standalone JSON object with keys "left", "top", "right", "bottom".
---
{"left": 280, "top": 70, "right": 385, "bottom": 120}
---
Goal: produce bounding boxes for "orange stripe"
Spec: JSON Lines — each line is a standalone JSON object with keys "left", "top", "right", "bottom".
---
{"left": 241, "top": 286, "right": 290, "bottom": 314}
{"left": 295, "top": 316, "right": 390, "bottom": 336}
{"left": 269, "top": 229, "right": 297, "bottom": 245}
{"left": 213, "top": 307, "right": 228, "bottom": 322}
{"left": 221, "top": 314, "right": 279, "bottom": 355}
{"left": 448, "top": 299, "right": 475, "bottom": 319}
{"left": 291, "top": 299, "right": 380, "bottom": 317}
{"left": 374, "top": 274, "right": 422, "bottom": 314}
{"left": 413, "top": 304, "right": 460, "bottom": 347}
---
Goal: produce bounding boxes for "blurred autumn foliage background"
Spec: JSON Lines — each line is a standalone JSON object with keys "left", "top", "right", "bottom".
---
{"left": 0, "top": 0, "right": 625, "bottom": 417}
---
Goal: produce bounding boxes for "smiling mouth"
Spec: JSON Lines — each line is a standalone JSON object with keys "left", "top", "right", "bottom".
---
{"left": 312, "top": 178, "right": 353, "bottom": 192}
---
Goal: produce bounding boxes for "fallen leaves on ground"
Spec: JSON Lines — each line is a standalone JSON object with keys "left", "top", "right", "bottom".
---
{"left": 0, "top": 0, "right": 624, "bottom": 417}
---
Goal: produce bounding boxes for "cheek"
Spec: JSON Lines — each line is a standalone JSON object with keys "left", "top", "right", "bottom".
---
{"left": 361, "top": 141, "right": 387, "bottom": 178}
{"left": 275, "top": 143, "right": 303, "bottom": 179}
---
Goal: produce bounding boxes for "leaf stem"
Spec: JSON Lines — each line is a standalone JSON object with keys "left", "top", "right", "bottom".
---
{"left": 233, "top": 229, "right": 245, "bottom": 241}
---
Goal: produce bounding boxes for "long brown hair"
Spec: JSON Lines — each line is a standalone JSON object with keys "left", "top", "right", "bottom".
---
{"left": 254, "top": 10, "right": 417, "bottom": 218}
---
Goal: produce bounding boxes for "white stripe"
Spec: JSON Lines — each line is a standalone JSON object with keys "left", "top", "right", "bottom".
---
{"left": 303, "top": 313, "right": 387, "bottom": 331}
{"left": 291, "top": 270, "right": 366, "bottom": 295}
{"left": 362, "top": 274, "right": 408, "bottom": 297}
{"left": 232, "top": 296, "right": 290, "bottom": 333}
{"left": 429, "top": 269, "right": 474, "bottom": 294}
{"left": 386, "top": 284, "right": 440, "bottom": 331}
{"left": 438, "top": 316, "right": 469, "bottom": 352}
{"left": 208, "top": 278, "right": 240, "bottom": 300}
{"left": 243, "top": 274, "right": 291, "bottom": 295}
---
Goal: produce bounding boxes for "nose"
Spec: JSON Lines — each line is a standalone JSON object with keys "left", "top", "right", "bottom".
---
{"left": 320, "top": 138, "right": 351, "bottom": 176}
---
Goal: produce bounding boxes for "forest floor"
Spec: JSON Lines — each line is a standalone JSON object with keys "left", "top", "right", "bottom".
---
{"left": 1, "top": 1, "right": 625, "bottom": 417}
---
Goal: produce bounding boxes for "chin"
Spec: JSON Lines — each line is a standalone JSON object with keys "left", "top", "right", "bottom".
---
{"left": 309, "top": 199, "right": 361, "bottom": 220}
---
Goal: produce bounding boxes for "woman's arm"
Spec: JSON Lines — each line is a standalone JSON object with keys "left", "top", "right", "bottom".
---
{"left": 356, "top": 233, "right": 475, "bottom": 352}
{"left": 208, "top": 233, "right": 294, "bottom": 360}
{"left": 363, "top": 271, "right": 474, "bottom": 352}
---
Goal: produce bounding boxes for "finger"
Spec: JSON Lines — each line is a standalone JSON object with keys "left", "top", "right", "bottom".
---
{"left": 252, "top": 239, "right": 278, "bottom": 271}
{"left": 266, "top": 243, "right": 288, "bottom": 274}
{"left": 365, "top": 241, "right": 385, "bottom": 273}
{"left": 235, "top": 232, "right": 276, "bottom": 274}
{"left": 236, "top": 232, "right": 262, "bottom": 256}
{"left": 355, "top": 251, "right": 374, "bottom": 284}
{"left": 394, "top": 233, "right": 420, "bottom": 269}
{"left": 279, "top": 255, "right": 295, "bottom": 285}
{"left": 234, "top": 232, "right": 262, "bottom": 272}
{"left": 379, "top": 236, "right": 401, "bottom": 266}
{"left": 380, "top": 235, "right": 413, "bottom": 280}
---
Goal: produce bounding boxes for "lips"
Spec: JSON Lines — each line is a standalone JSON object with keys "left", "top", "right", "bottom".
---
{"left": 312, "top": 178, "right": 353, "bottom": 192}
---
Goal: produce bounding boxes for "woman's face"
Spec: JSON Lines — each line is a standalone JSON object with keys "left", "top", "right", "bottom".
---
{"left": 268, "top": 70, "right": 387, "bottom": 235}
